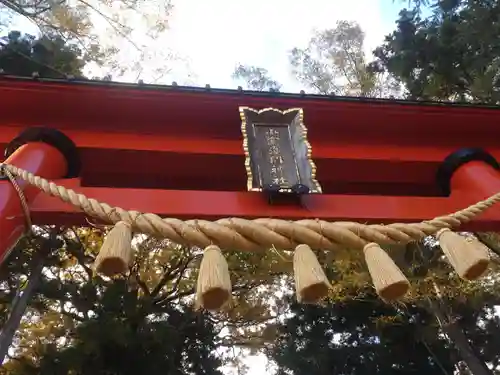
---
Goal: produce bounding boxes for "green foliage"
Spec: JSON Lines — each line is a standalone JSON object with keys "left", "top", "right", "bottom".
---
{"left": 0, "top": 229, "right": 223, "bottom": 375}
{"left": 232, "top": 21, "right": 400, "bottom": 97}
{"left": 269, "top": 294, "right": 456, "bottom": 375}
{"left": 0, "top": 227, "right": 294, "bottom": 374}
{"left": 0, "top": 0, "right": 172, "bottom": 41}
{"left": 0, "top": 30, "right": 86, "bottom": 77}
{"left": 0, "top": 0, "right": 175, "bottom": 79}
{"left": 269, "top": 287, "right": 500, "bottom": 375}
{"left": 232, "top": 64, "right": 282, "bottom": 92}
{"left": 372, "top": 0, "right": 500, "bottom": 102}
{"left": 9, "top": 280, "right": 223, "bottom": 375}
{"left": 289, "top": 21, "right": 400, "bottom": 97}
{"left": 0, "top": 236, "right": 35, "bottom": 327}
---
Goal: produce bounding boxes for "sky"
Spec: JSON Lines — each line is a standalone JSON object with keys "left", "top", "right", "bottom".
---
{"left": 163, "top": 0, "right": 403, "bottom": 91}
{"left": 6, "top": 0, "right": 405, "bottom": 92}
{"left": 3, "top": 0, "right": 407, "bottom": 374}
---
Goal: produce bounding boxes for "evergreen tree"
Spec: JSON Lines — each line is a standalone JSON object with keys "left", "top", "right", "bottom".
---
{"left": 7, "top": 279, "right": 223, "bottom": 375}
{"left": 269, "top": 293, "right": 454, "bottom": 375}
{"left": 269, "top": 289, "right": 500, "bottom": 375}
{"left": 0, "top": 30, "right": 86, "bottom": 77}
{"left": 0, "top": 229, "right": 226, "bottom": 375}
{"left": 0, "top": 0, "right": 173, "bottom": 79}
{"left": 371, "top": 0, "right": 500, "bottom": 102}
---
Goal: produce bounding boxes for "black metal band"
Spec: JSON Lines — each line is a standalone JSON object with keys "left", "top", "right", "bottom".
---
{"left": 4, "top": 127, "right": 81, "bottom": 178}
{"left": 436, "top": 148, "right": 499, "bottom": 196}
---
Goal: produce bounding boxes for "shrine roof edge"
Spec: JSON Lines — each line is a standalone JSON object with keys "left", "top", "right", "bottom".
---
{"left": 1, "top": 74, "right": 500, "bottom": 111}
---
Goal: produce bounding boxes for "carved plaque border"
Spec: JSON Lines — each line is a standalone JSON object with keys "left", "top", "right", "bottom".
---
{"left": 239, "top": 106, "right": 322, "bottom": 193}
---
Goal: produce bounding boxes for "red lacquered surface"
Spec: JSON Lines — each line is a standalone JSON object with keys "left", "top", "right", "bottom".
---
{"left": 0, "top": 142, "right": 67, "bottom": 263}
{"left": 25, "top": 178, "right": 500, "bottom": 232}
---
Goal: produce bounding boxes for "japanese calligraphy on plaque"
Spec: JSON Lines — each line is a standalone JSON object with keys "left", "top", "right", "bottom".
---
{"left": 239, "top": 107, "right": 322, "bottom": 193}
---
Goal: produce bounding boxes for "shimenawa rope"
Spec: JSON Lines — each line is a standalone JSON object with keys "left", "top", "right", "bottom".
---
{"left": 0, "top": 164, "right": 32, "bottom": 231}
{"left": 2, "top": 163, "right": 500, "bottom": 251}
{"left": 0, "top": 163, "right": 494, "bottom": 307}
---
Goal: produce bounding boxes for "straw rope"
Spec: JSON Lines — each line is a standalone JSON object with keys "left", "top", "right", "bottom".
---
{"left": 3, "top": 163, "right": 500, "bottom": 251}
{"left": 0, "top": 164, "right": 32, "bottom": 231}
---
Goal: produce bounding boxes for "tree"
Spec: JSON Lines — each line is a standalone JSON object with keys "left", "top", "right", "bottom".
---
{"left": 0, "top": 0, "right": 175, "bottom": 79}
{"left": 0, "top": 229, "right": 224, "bottom": 375}
{"left": 232, "top": 64, "right": 282, "bottom": 92}
{"left": 0, "top": 222, "right": 292, "bottom": 374}
{"left": 266, "top": 235, "right": 500, "bottom": 375}
{"left": 269, "top": 293, "right": 455, "bottom": 375}
{"left": 0, "top": 30, "right": 86, "bottom": 77}
{"left": 289, "top": 21, "right": 400, "bottom": 97}
{"left": 4, "top": 278, "right": 224, "bottom": 375}
{"left": 371, "top": 0, "right": 500, "bottom": 102}
{"left": 231, "top": 21, "right": 400, "bottom": 97}
{"left": 368, "top": 1, "right": 500, "bottom": 371}
{"left": 269, "top": 287, "right": 500, "bottom": 375}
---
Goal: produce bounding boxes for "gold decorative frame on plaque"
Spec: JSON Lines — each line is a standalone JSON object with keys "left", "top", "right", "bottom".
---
{"left": 239, "top": 107, "right": 322, "bottom": 194}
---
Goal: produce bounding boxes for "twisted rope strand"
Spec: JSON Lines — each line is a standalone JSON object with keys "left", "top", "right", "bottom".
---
{"left": 4, "top": 163, "right": 500, "bottom": 251}
{"left": 0, "top": 164, "right": 32, "bottom": 231}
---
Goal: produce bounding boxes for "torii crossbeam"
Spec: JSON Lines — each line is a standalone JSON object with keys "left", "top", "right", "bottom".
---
{"left": 2, "top": 75, "right": 500, "bottom": 305}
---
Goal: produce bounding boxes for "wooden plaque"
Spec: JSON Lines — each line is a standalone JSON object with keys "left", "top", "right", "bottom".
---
{"left": 240, "top": 107, "right": 322, "bottom": 193}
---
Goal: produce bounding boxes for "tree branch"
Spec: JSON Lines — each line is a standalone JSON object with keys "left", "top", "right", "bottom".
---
{"left": 152, "top": 255, "right": 194, "bottom": 299}
{"left": 59, "top": 301, "right": 84, "bottom": 322}
{"left": 63, "top": 229, "right": 93, "bottom": 279}
{"left": 155, "top": 288, "right": 195, "bottom": 307}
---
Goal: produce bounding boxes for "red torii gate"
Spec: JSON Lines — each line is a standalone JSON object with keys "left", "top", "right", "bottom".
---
{"left": 1, "top": 74, "right": 500, "bottom": 306}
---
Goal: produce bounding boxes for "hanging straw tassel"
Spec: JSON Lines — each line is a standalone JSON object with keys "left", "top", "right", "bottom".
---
{"left": 94, "top": 221, "right": 133, "bottom": 277}
{"left": 436, "top": 229, "right": 490, "bottom": 280}
{"left": 195, "top": 245, "right": 232, "bottom": 311}
{"left": 293, "top": 244, "right": 331, "bottom": 304}
{"left": 363, "top": 242, "right": 410, "bottom": 301}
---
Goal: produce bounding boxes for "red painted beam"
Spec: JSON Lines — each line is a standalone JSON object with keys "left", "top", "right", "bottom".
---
{"left": 28, "top": 179, "right": 500, "bottom": 232}
{"left": 0, "top": 126, "right": 441, "bottom": 195}
{"left": 0, "top": 125, "right": 480, "bottom": 161}
{"left": 3, "top": 124, "right": 500, "bottom": 196}
{"left": 0, "top": 143, "right": 68, "bottom": 262}
{"left": 452, "top": 161, "right": 500, "bottom": 199}
{"left": 3, "top": 80, "right": 500, "bottom": 197}
{"left": 3, "top": 79, "right": 500, "bottom": 150}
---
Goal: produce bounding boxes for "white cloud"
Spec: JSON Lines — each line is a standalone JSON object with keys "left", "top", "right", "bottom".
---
{"left": 164, "top": 0, "right": 401, "bottom": 91}
{"left": 2, "top": 0, "right": 401, "bottom": 91}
